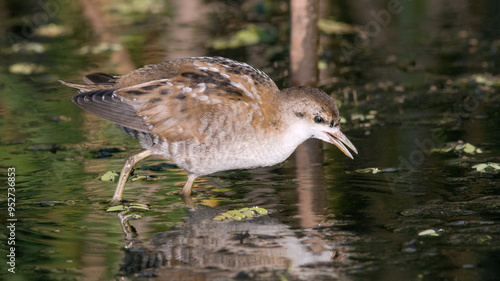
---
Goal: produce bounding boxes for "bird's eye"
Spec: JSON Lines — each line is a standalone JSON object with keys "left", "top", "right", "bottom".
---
{"left": 314, "top": 115, "right": 324, "bottom": 124}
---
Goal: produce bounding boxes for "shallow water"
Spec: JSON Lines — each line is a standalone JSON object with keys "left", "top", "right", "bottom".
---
{"left": 1, "top": 1, "right": 499, "bottom": 280}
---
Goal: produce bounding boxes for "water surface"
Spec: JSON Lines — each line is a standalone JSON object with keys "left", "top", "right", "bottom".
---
{"left": 0, "top": 1, "right": 499, "bottom": 280}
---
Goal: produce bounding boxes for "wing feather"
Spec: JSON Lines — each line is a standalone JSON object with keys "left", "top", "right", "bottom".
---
{"left": 65, "top": 57, "right": 280, "bottom": 144}
{"left": 72, "top": 89, "right": 149, "bottom": 132}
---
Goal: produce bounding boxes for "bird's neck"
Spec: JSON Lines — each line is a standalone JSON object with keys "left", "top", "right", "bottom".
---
{"left": 272, "top": 98, "right": 312, "bottom": 153}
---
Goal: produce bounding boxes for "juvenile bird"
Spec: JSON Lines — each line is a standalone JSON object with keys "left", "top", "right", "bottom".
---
{"left": 61, "top": 57, "right": 357, "bottom": 204}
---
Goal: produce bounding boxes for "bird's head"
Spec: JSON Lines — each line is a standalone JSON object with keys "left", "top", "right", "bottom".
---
{"left": 281, "top": 86, "right": 358, "bottom": 158}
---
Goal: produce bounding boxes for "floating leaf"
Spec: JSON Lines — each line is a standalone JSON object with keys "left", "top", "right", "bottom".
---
{"left": 99, "top": 171, "right": 119, "bottom": 182}
{"left": 122, "top": 213, "right": 142, "bottom": 220}
{"left": 106, "top": 203, "right": 149, "bottom": 212}
{"left": 213, "top": 206, "right": 269, "bottom": 221}
{"left": 251, "top": 207, "right": 268, "bottom": 215}
{"left": 477, "top": 235, "right": 492, "bottom": 244}
{"left": 473, "top": 164, "right": 488, "bottom": 172}
{"left": 418, "top": 229, "right": 440, "bottom": 237}
{"left": 472, "top": 163, "right": 500, "bottom": 174}
{"left": 468, "top": 74, "right": 500, "bottom": 86}
{"left": 106, "top": 205, "right": 125, "bottom": 212}
{"left": 463, "top": 143, "right": 477, "bottom": 154}
{"left": 432, "top": 141, "right": 483, "bottom": 155}
{"left": 131, "top": 175, "right": 148, "bottom": 182}
{"left": 129, "top": 203, "right": 150, "bottom": 211}
{"left": 239, "top": 208, "right": 254, "bottom": 218}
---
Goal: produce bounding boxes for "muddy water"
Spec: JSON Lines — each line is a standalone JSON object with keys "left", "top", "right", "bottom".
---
{"left": 0, "top": 1, "right": 499, "bottom": 280}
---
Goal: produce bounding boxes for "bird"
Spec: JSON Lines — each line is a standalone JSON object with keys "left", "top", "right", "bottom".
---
{"left": 61, "top": 56, "right": 357, "bottom": 204}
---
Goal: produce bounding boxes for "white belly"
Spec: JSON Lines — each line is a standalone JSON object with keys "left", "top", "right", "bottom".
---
{"left": 154, "top": 134, "right": 300, "bottom": 176}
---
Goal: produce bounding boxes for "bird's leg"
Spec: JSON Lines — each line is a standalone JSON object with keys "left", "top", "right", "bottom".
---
{"left": 180, "top": 173, "right": 197, "bottom": 197}
{"left": 179, "top": 174, "right": 197, "bottom": 207}
{"left": 110, "top": 149, "right": 152, "bottom": 204}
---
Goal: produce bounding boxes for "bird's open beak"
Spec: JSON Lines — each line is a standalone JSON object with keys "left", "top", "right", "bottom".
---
{"left": 325, "top": 130, "right": 358, "bottom": 159}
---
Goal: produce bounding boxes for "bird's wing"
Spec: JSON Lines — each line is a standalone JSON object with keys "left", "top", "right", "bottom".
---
{"left": 69, "top": 57, "right": 280, "bottom": 143}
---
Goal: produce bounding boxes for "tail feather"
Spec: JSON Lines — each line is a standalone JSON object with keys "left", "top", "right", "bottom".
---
{"left": 82, "top": 72, "right": 119, "bottom": 84}
{"left": 60, "top": 72, "right": 119, "bottom": 92}
{"left": 59, "top": 80, "right": 115, "bottom": 92}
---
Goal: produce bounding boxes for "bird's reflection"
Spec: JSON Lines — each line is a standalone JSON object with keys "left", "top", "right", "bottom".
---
{"left": 117, "top": 205, "right": 345, "bottom": 280}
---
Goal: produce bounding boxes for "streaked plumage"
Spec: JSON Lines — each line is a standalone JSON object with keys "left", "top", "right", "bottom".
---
{"left": 62, "top": 57, "right": 357, "bottom": 204}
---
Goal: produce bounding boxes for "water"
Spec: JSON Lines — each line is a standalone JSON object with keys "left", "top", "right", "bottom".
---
{"left": 0, "top": 0, "right": 499, "bottom": 280}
